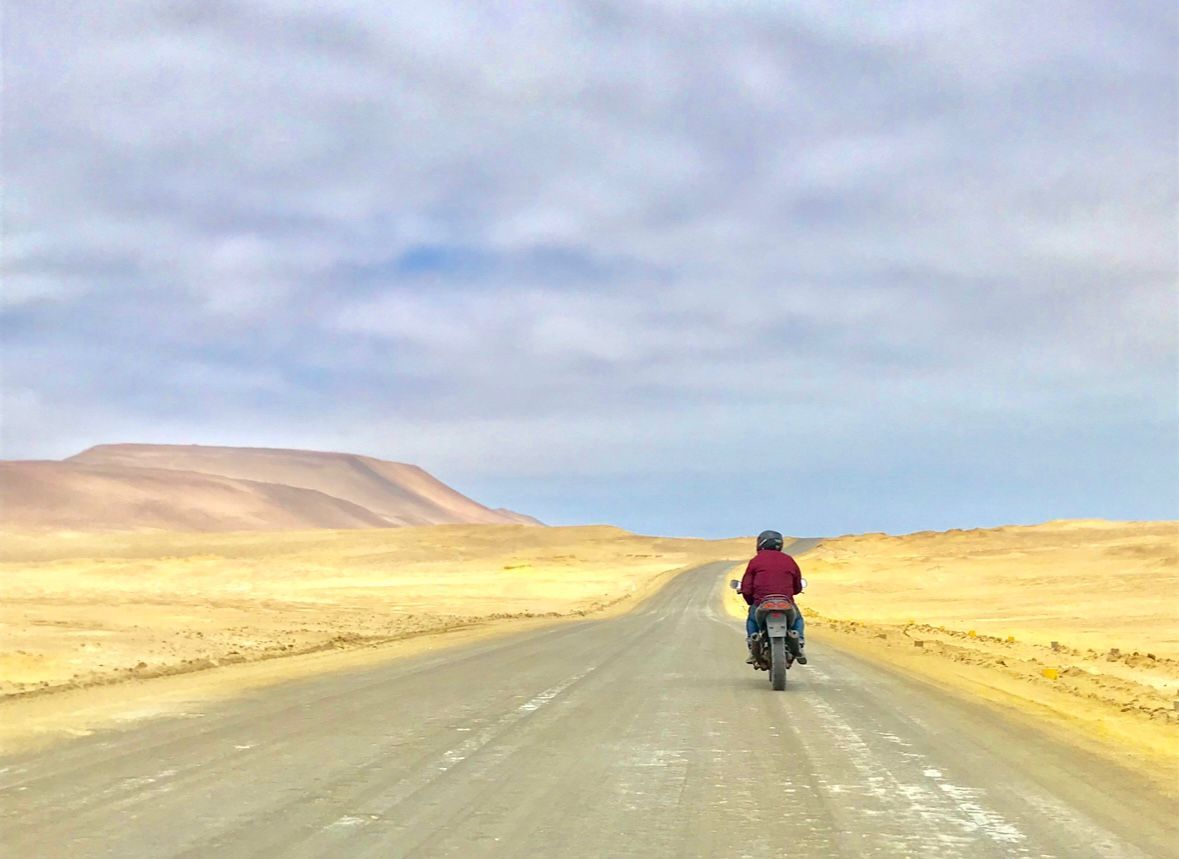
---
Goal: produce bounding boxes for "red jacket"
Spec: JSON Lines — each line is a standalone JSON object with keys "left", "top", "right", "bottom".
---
{"left": 740, "top": 549, "right": 802, "bottom": 606}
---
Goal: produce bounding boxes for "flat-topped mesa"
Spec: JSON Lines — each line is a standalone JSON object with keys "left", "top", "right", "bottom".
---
{"left": 0, "top": 460, "right": 392, "bottom": 532}
{"left": 0, "top": 444, "right": 541, "bottom": 532}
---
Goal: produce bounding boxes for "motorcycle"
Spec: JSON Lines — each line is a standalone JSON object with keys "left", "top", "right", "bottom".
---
{"left": 729, "top": 578, "right": 806, "bottom": 691}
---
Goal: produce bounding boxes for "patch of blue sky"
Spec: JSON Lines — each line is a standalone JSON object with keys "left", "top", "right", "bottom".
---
{"left": 330, "top": 243, "right": 654, "bottom": 304}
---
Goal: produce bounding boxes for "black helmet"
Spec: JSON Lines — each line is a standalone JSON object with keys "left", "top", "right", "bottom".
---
{"left": 757, "top": 530, "right": 784, "bottom": 551}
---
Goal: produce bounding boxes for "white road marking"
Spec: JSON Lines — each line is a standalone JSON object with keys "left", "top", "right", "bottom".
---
{"left": 1020, "top": 794, "right": 1153, "bottom": 859}
{"left": 317, "top": 666, "right": 598, "bottom": 833}
{"left": 936, "top": 782, "right": 1026, "bottom": 844}
{"left": 328, "top": 815, "right": 368, "bottom": 828}
{"left": 435, "top": 672, "right": 593, "bottom": 773}
{"left": 721, "top": 604, "right": 1152, "bottom": 859}
{"left": 802, "top": 694, "right": 1034, "bottom": 856}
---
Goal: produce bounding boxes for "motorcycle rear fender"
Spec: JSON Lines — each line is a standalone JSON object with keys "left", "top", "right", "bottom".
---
{"left": 764, "top": 611, "right": 791, "bottom": 637}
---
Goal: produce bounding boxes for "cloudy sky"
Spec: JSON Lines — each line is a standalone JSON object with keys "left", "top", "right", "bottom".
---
{"left": 4, "top": 1, "right": 1177, "bottom": 536}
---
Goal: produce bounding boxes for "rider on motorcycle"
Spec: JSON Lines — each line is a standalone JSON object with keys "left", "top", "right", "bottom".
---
{"left": 740, "top": 530, "right": 807, "bottom": 665}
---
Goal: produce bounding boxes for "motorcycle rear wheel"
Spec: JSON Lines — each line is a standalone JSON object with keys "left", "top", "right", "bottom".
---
{"left": 770, "top": 636, "right": 787, "bottom": 690}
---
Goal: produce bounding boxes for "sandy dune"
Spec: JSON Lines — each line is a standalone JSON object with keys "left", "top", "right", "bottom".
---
{"left": 0, "top": 524, "right": 745, "bottom": 703}
{"left": 70, "top": 444, "right": 539, "bottom": 526}
{"left": 0, "top": 461, "right": 392, "bottom": 532}
{"left": 2, "top": 444, "right": 538, "bottom": 532}
{"left": 726, "top": 520, "right": 1179, "bottom": 779}
{"left": 801, "top": 519, "right": 1178, "bottom": 656}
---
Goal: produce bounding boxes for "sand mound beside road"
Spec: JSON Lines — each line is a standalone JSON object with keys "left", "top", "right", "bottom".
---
{"left": 802, "top": 519, "right": 1178, "bottom": 657}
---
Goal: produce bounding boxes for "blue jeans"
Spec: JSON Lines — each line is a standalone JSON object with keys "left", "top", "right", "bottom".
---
{"left": 746, "top": 602, "right": 804, "bottom": 643}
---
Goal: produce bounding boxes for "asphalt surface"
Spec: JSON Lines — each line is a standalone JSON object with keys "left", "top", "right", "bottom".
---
{"left": 2, "top": 554, "right": 1175, "bottom": 858}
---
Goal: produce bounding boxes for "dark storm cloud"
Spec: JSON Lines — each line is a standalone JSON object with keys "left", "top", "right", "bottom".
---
{"left": 3, "top": 0, "right": 1176, "bottom": 532}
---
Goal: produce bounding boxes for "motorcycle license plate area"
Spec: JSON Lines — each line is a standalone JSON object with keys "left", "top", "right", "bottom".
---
{"left": 764, "top": 612, "right": 791, "bottom": 636}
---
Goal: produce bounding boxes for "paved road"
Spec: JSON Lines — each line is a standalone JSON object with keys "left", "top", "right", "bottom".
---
{"left": 2, "top": 556, "right": 1175, "bottom": 858}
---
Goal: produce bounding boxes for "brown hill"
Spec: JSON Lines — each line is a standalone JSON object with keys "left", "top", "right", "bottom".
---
{"left": 0, "top": 461, "right": 393, "bottom": 532}
{"left": 68, "top": 444, "right": 540, "bottom": 527}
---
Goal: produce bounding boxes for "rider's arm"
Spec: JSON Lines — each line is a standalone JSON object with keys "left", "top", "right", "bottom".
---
{"left": 740, "top": 560, "right": 756, "bottom": 605}
{"left": 790, "top": 558, "right": 803, "bottom": 596}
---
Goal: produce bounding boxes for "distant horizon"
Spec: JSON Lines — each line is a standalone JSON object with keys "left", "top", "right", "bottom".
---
{"left": 9, "top": 438, "right": 1173, "bottom": 540}
{"left": 5, "top": 3, "right": 1176, "bottom": 538}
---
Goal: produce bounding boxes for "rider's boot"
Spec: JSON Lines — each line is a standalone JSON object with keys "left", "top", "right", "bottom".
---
{"left": 796, "top": 641, "right": 808, "bottom": 665}
{"left": 745, "top": 636, "right": 755, "bottom": 664}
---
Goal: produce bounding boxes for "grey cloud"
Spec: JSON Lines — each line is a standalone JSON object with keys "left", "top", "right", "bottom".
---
{"left": 3, "top": 1, "right": 1176, "bottom": 530}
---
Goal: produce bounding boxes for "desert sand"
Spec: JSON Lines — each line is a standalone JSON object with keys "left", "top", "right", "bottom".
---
{"left": 0, "top": 524, "right": 745, "bottom": 704}
{"left": 70, "top": 444, "right": 541, "bottom": 526}
{"left": 1, "top": 444, "right": 538, "bottom": 532}
{"left": 800, "top": 519, "right": 1178, "bottom": 656}
{"left": 725, "top": 520, "right": 1179, "bottom": 783}
{"left": 0, "top": 461, "right": 393, "bottom": 532}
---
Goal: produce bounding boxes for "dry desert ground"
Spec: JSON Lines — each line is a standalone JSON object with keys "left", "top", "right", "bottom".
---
{"left": 0, "top": 524, "right": 746, "bottom": 748}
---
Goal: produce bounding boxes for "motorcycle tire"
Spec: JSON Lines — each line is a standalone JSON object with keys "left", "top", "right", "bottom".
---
{"left": 771, "top": 636, "right": 787, "bottom": 690}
